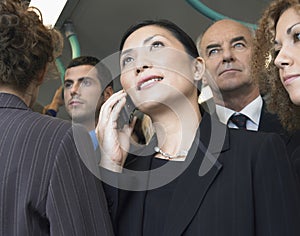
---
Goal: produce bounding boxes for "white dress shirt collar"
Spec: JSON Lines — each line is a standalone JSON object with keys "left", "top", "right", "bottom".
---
{"left": 216, "top": 95, "right": 263, "bottom": 131}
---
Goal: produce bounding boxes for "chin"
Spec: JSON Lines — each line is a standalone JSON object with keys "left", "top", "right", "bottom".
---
{"left": 289, "top": 92, "right": 300, "bottom": 106}
{"left": 291, "top": 97, "right": 300, "bottom": 106}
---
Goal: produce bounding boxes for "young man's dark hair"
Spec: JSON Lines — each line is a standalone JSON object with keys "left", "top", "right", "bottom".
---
{"left": 67, "top": 55, "right": 114, "bottom": 91}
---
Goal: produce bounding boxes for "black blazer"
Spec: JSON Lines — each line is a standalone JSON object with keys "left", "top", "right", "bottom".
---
{"left": 107, "top": 113, "right": 300, "bottom": 236}
{"left": 259, "top": 103, "right": 300, "bottom": 184}
{"left": 0, "top": 93, "right": 114, "bottom": 235}
{"left": 259, "top": 103, "right": 295, "bottom": 151}
{"left": 258, "top": 102, "right": 285, "bottom": 133}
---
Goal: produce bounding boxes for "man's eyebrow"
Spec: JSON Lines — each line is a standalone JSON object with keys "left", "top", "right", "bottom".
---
{"left": 64, "top": 77, "right": 92, "bottom": 84}
{"left": 230, "top": 36, "right": 246, "bottom": 44}
{"left": 206, "top": 43, "right": 221, "bottom": 53}
{"left": 64, "top": 79, "right": 73, "bottom": 84}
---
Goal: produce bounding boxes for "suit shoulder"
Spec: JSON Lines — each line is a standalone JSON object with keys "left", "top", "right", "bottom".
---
{"left": 228, "top": 128, "right": 284, "bottom": 145}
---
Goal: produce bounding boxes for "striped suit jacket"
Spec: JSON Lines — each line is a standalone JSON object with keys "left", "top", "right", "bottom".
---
{"left": 0, "top": 93, "right": 114, "bottom": 236}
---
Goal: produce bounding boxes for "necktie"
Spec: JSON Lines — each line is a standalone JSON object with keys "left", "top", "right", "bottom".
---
{"left": 229, "top": 114, "right": 248, "bottom": 129}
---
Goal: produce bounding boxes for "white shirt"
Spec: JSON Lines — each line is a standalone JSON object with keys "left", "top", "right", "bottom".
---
{"left": 216, "top": 95, "right": 263, "bottom": 131}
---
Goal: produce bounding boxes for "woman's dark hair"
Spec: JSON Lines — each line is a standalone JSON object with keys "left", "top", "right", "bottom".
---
{"left": 119, "top": 19, "right": 202, "bottom": 93}
{"left": 119, "top": 19, "right": 199, "bottom": 59}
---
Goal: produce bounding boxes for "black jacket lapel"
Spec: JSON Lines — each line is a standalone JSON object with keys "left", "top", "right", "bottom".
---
{"left": 163, "top": 113, "right": 229, "bottom": 235}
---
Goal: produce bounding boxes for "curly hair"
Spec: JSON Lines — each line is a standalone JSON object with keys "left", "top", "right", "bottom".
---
{"left": 0, "top": 0, "right": 63, "bottom": 92}
{"left": 252, "top": 0, "right": 300, "bottom": 131}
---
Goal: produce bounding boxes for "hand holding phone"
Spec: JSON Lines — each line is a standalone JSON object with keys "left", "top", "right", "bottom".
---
{"left": 117, "top": 95, "right": 136, "bottom": 129}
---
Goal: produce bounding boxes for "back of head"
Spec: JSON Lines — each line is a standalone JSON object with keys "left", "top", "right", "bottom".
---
{"left": 0, "top": 0, "right": 62, "bottom": 93}
{"left": 67, "top": 55, "right": 113, "bottom": 90}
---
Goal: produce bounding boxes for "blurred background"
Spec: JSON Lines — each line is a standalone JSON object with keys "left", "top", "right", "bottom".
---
{"left": 29, "top": 0, "right": 272, "bottom": 119}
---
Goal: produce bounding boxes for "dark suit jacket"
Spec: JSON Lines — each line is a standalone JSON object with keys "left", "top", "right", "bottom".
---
{"left": 107, "top": 113, "right": 300, "bottom": 236}
{"left": 259, "top": 103, "right": 300, "bottom": 184}
{"left": 259, "top": 103, "right": 296, "bottom": 152}
{"left": 0, "top": 93, "right": 114, "bottom": 235}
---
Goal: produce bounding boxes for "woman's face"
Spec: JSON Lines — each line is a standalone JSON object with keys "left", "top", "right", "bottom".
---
{"left": 274, "top": 7, "right": 300, "bottom": 105}
{"left": 119, "top": 25, "right": 201, "bottom": 113}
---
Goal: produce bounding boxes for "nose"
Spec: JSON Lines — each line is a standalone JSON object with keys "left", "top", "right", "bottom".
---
{"left": 70, "top": 82, "right": 81, "bottom": 96}
{"left": 274, "top": 48, "right": 292, "bottom": 69}
{"left": 222, "top": 48, "right": 235, "bottom": 63}
{"left": 136, "top": 65, "right": 150, "bottom": 75}
{"left": 134, "top": 50, "right": 153, "bottom": 75}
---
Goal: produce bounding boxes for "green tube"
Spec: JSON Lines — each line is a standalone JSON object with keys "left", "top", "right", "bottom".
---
{"left": 54, "top": 34, "right": 80, "bottom": 86}
{"left": 186, "top": 0, "right": 257, "bottom": 29}
{"left": 68, "top": 35, "right": 81, "bottom": 59}
{"left": 55, "top": 57, "right": 65, "bottom": 84}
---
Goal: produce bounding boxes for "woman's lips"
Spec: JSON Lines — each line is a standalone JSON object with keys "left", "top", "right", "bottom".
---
{"left": 283, "top": 74, "right": 300, "bottom": 84}
{"left": 137, "top": 76, "right": 163, "bottom": 90}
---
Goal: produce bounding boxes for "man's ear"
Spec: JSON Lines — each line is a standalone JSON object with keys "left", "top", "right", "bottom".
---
{"left": 194, "top": 57, "right": 205, "bottom": 82}
{"left": 102, "top": 86, "right": 114, "bottom": 102}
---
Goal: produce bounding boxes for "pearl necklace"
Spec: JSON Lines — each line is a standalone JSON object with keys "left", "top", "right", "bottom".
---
{"left": 154, "top": 146, "right": 188, "bottom": 160}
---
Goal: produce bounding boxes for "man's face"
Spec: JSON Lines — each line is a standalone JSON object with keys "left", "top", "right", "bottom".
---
{"left": 64, "top": 65, "right": 102, "bottom": 125}
{"left": 200, "top": 20, "right": 255, "bottom": 96}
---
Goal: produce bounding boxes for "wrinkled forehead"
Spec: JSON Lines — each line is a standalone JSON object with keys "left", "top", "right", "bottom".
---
{"left": 201, "top": 21, "right": 253, "bottom": 47}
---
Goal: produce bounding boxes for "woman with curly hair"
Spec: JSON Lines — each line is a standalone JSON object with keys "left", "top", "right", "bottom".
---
{"left": 253, "top": 0, "right": 300, "bottom": 130}
{"left": 0, "top": 1, "right": 113, "bottom": 235}
{"left": 253, "top": 0, "right": 300, "bottom": 184}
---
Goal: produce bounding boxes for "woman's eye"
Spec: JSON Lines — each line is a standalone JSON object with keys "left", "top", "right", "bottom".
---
{"left": 150, "top": 41, "right": 164, "bottom": 50}
{"left": 293, "top": 32, "right": 300, "bottom": 42}
{"left": 122, "top": 57, "right": 134, "bottom": 67}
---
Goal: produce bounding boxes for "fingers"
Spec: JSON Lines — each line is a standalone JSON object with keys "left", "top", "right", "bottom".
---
{"left": 111, "top": 96, "right": 126, "bottom": 124}
{"left": 119, "top": 115, "right": 136, "bottom": 138}
{"left": 98, "top": 90, "right": 127, "bottom": 127}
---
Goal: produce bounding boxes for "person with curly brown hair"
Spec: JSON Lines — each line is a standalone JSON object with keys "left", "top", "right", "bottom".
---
{"left": 253, "top": 0, "right": 300, "bottom": 186}
{"left": 0, "top": 1, "right": 114, "bottom": 235}
{"left": 253, "top": 0, "right": 300, "bottom": 131}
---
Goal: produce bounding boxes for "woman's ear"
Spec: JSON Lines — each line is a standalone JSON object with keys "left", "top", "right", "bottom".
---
{"left": 194, "top": 57, "right": 205, "bottom": 82}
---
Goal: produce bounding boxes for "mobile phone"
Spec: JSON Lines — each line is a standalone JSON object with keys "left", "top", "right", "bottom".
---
{"left": 117, "top": 96, "right": 136, "bottom": 129}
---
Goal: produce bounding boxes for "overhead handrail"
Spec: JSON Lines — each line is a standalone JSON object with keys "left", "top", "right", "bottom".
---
{"left": 54, "top": 21, "right": 81, "bottom": 85}
{"left": 64, "top": 21, "right": 81, "bottom": 59}
{"left": 186, "top": 0, "right": 257, "bottom": 29}
{"left": 55, "top": 57, "right": 65, "bottom": 85}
